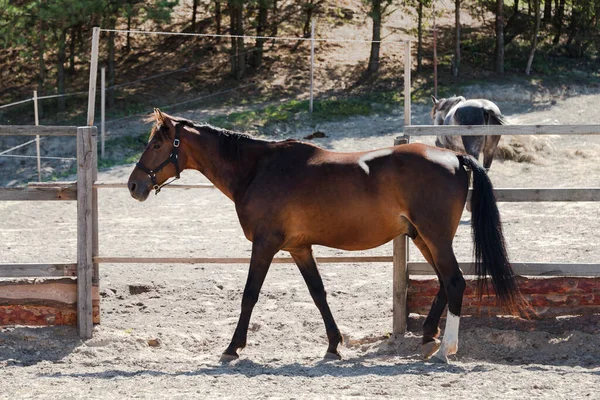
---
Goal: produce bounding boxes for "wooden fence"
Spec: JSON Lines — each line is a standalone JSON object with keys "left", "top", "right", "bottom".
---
{"left": 0, "top": 125, "right": 99, "bottom": 338}
{"left": 3, "top": 123, "right": 600, "bottom": 338}
{"left": 391, "top": 125, "right": 600, "bottom": 332}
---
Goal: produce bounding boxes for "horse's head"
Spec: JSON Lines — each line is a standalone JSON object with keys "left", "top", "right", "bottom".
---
{"left": 431, "top": 95, "right": 466, "bottom": 125}
{"left": 128, "top": 109, "right": 183, "bottom": 201}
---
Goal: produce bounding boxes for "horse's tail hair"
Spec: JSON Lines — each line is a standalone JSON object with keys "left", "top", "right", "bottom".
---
{"left": 458, "top": 155, "right": 528, "bottom": 316}
{"left": 484, "top": 109, "right": 509, "bottom": 125}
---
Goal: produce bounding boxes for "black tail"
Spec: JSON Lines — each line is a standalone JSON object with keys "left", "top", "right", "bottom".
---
{"left": 484, "top": 109, "right": 509, "bottom": 126}
{"left": 459, "top": 155, "right": 523, "bottom": 315}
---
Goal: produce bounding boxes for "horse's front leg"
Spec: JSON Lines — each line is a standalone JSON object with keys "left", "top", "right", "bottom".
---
{"left": 221, "top": 239, "right": 278, "bottom": 361}
{"left": 290, "top": 246, "right": 343, "bottom": 359}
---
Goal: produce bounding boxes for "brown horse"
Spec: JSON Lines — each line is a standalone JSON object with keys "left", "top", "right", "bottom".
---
{"left": 128, "top": 109, "right": 524, "bottom": 363}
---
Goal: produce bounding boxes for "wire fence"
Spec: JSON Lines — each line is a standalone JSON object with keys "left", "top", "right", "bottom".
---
{"left": 1, "top": 29, "right": 412, "bottom": 184}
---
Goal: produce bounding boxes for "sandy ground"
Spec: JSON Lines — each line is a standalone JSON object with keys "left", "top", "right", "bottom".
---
{"left": 1, "top": 89, "right": 600, "bottom": 399}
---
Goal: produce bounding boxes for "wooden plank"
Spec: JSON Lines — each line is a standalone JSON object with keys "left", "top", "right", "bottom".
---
{"left": 27, "top": 183, "right": 599, "bottom": 200}
{"left": 405, "top": 124, "right": 600, "bottom": 137}
{"left": 408, "top": 262, "right": 600, "bottom": 277}
{"left": 392, "top": 235, "right": 408, "bottom": 334}
{"left": 0, "top": 125, "right": 78, "bottom": 136}
{"left": 0, "top": 264, "right": 77, "bottom": 278}
{"left": 87, "top": 27, "right": 100, "bottom": 126}
{"left": 29, "top": 181, "right": 215, "bottom": 190}
{"left": 96, "top": 256, "right": 394, "bottom": 264}
{"left": 94, "top": 182, "right": 216, "bottom": 190}
{"left": 492, "top": 188, "right": 600, "bottom": 202}
{"left": 404, "top": 41, "right": 411, "bottom": 127}
{"left": 77, "top": 126, "right": 94, "bottom": 339}
{"left": 0, "top": 187, "right": 77, "bottom": 201}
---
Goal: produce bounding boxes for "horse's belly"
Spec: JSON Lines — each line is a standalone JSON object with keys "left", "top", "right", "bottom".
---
{"left": 286, "top": 210, "right": 409, "bottom": 251}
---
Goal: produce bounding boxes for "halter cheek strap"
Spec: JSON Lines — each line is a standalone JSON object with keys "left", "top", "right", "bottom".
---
{"left": 136, "top": 124, "right": 182, "bottom": 195}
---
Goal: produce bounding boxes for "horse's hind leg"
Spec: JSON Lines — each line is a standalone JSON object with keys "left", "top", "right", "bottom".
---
{"left": 482, "top": 135, "right": 501, "bottom": 170}
{"left": 428, "top": 246, "right": 465, "bottom": 363}
{"left": 221, "top": 239, "right": 279, "bottom": 361}
{"left": 413, "top": 235, "right": 447, "bottom": 359}
{"left": 290, "top": 246, "right": 343, "bottom": 359}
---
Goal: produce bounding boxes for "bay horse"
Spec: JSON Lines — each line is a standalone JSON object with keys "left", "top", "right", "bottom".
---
{"left": 128, "top": 109, "right": 525, "bottom": 363}
{"left": 431, "top": 95, "right": 508, "bottom": 170}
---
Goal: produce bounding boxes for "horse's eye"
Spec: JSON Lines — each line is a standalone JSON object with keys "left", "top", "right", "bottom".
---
{"left": 153, "top": 142, "right": 161, "bottom": 150}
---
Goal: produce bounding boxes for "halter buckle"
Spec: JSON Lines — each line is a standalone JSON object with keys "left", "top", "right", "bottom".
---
{"left": 173, "top": 138, "right": 180, "bottom": 147}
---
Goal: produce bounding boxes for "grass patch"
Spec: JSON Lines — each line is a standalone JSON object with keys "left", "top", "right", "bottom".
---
{"left": 207, "top": 93, "right": 403, "bottom": 132}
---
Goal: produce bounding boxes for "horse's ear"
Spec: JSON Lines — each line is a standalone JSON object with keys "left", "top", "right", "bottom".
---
{"left": 431, "top": 95, "right": 439, "bottom": 105}
{"left": 154, "top": 108, "right": 167, "bottom": 125}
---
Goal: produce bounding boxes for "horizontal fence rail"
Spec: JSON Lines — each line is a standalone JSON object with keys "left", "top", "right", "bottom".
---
{"left": 0, "top": 125, "right": 78, "bottom": 136}
{"left": 25, "top": 182, "right": 600, "bottom": 202}
{"left": 96, "top": 256, "right": 394, "bottom": 264}
{"left": 0, "top": 264, "right": 77, "bottom": 278}
{"left": 404, "top": 124, "right": 600, "bottom": 136}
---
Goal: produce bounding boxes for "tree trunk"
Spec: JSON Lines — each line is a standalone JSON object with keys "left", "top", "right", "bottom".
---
{"left": 552, "top": 0, "right": 566, "bottom": 45}
{"left": 69, "top": 26, "right": 76, "bottom": 75}
{"left": 417, "top": 0, "right": 423, "bottom": 72}
{"left": 495, "top": 0, "right": 504, "bottom": 74}
{"left": 526, "top": 0, "right": 541, "bottom": 75}
{"left": 513, "top": 0, "right": 519, "bottom": 14}
{"left": 453, "top": 0, "right": 461, "bottom": 77}
{"left": 107, "top": 20, "right": 116, "bottom": 108}
{"left": 303, "top": 1, "right": 316, "bottom": 38}
{"left": 228, "top": 1, "right": 245, "bottom": 79}
{"left": 57, "top": 29, "right": 67, "bottom": 112}
{"left": 543, "top": 0, "right": 552, "bottom": 22}
{"left": 367, "top": 0, "right": 382, "bottom": 74}
{"left": 251, "top": 0, "right": 268, "bottom": 68}
{"left": 215, "top": 0, "right": 222, "bottom": 37}
{"left": 272, "top": 0, "right": 278, "bottom": 37}
{"left": 192, "top": 0, "right": 198, "bottom": 31}
{"left": 37, "top": 20, "right": 45, "bottom": 119}
{"left": 126, "top": 14, "right": 132, "bottom": 52}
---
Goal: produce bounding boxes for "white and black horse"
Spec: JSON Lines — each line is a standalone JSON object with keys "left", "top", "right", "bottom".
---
{"left": 431, "top": 95, "right": 508, "bottom": 170}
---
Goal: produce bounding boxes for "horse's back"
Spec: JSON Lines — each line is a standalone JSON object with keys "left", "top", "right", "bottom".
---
{"left": 236, "top": 142, "right": 468, "bottom": 250}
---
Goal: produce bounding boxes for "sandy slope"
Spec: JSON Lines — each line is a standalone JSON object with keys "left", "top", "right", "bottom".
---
{"left": 1, "top": 90, "right": 600, "bottom": 399}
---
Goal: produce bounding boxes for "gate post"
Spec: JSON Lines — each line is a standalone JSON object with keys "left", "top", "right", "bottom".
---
{"left": 392, "top": 135, "right": 410, "bottom": 334}
{"left": 77, "top": 126, "right": 97, "bottom": 339}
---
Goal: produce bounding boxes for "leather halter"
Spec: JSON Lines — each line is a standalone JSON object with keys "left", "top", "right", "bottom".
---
{"left": 136, "top": 124, "right": 182, "bottom": 195}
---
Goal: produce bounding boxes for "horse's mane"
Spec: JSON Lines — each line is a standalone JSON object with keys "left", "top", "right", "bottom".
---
{"left": 172, "top": 116, "right": 262, "bottom": 164}
{"left": 430, "top": 95, "right": 466, "bottom": 119}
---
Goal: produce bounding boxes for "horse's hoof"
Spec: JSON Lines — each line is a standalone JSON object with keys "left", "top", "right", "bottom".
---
{"left": 422, "top": 338, "right": 441, "bottom": 360}
{"left": 219, "top": 352, "right": 239, "bottom": 363}
{"left": 324, "top": 351, "right": 342, "bottom": 360}
{"left": 430, "top": 351, "right": 449, "bottom": 364}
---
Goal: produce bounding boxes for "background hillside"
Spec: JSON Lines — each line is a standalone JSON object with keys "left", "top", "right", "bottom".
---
{"left": 0, "top": 0, "right": 599, "bottom": 184}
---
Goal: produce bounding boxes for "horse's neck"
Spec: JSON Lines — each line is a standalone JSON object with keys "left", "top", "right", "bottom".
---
{"left": 187, "top": 129, "right": 267, "bottom": 201}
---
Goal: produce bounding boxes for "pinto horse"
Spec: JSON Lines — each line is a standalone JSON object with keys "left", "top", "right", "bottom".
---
{"left": 432, "top": 95, "right": 508, "bottom": 170}
{"left": 128, "top": 109, "right": 525, "bottom": 363}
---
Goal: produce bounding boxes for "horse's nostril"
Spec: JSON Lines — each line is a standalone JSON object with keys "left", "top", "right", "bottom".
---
{"left": 129, "top": 182, "right": 137, "bottom": 192}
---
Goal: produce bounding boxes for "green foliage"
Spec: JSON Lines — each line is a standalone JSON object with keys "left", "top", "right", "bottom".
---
{"left": 208, "top": 94, "right": 402, "bottom": 132}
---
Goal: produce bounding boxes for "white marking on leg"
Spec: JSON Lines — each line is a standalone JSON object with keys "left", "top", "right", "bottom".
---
{"left": 357, "top": 149, "right": 393, "bottom": 174}
{"left": 434, "top": 311, "right": 460, "bottom": 362}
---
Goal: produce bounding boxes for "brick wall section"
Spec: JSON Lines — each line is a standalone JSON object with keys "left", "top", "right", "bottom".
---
{"left": 408, "top": 276, "right": 600, "bottom": 318}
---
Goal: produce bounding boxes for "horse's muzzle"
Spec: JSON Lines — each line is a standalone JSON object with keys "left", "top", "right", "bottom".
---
{"left": 128, "top": 178, "right": 151, "bottom": 202}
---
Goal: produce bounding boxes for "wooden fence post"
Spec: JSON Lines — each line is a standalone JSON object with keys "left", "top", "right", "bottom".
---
{"left": 393, "top": 135, "right": 410, "bottom": 334}
{"left": 309, "top": 18, "right": 315, "bottom": 114}
{"left": 404, "top": 41, "right": 412, "bottom": 127}
{"left": 77, "top": 126, "right": 97, "bottom": 339}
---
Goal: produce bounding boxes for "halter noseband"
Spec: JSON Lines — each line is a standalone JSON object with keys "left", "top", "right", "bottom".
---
{"left": 136, "top": 124, "right": 182, "bottom": 195}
